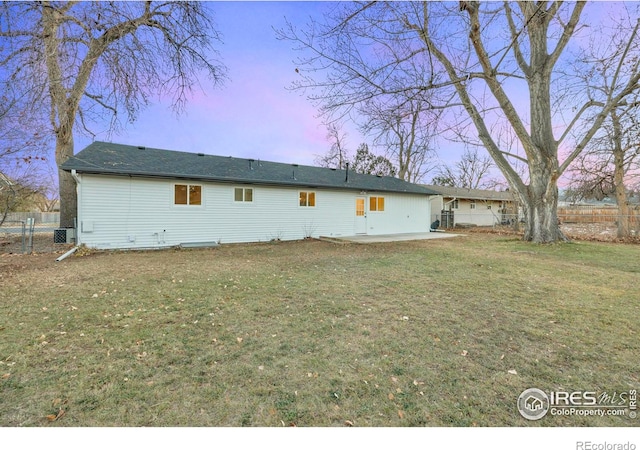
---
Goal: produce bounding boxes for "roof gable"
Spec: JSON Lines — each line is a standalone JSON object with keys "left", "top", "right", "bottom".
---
{"left": 61, "top": 142, "right": 437, "bottom": 196}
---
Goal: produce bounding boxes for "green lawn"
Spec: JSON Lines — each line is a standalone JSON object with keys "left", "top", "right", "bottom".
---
{"left": 1, "top": 233, "right": 638, "bottom": 426}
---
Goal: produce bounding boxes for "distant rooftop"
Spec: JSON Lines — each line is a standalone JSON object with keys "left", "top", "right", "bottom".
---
{"left": 422, "top": 184, "right": 514, "bottom": 201}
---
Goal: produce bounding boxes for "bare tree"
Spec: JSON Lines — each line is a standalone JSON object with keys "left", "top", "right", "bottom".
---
{"left": 0, "top": 174, "right": 16, "bottom": 226}
{"left": 0, "top": 83, "right": 52, "bottom": 224}
{"left": 0, "top": 165, "right": 49, "bottom": 225}
{"left": 566, "top": 15, "right": 640, "bottom": 238}
{"left": 0, "top": 2, "right": 227, "bottom": 228}
{"left": 280, "top": 2, "right": 640, "bottom": 242}
{"left": 315, "top": 122, "right": 350, "bottom": 169}
{"left": 567, "top": 102, "right": 640, "bottom": 237}
{"left": 0, "top": 79, "right": 51, "bottom": 168}
{"left": 434, "top": 147, "right": 495, "bottom": 190}
{"left": 362, "top": 96, "right": 439, "bottom": 183}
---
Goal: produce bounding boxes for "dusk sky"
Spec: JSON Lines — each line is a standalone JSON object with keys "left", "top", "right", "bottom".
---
{"left": 77, "top": 1, "right": 347, "bottom": 168}
{"left": 67, "top": 1, "right": 632, "bottom": 185}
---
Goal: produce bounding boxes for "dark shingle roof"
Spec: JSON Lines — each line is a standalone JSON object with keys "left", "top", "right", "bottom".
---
{"left": 61, "top": 142, "right": 437, "bottom": 196}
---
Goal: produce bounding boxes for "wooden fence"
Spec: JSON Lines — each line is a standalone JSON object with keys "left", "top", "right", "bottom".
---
{"left": 2, "top": 212, "right": 59, "bottom": 224}
{"left": 558, "top": 206, "right": 639, "bottom": 225}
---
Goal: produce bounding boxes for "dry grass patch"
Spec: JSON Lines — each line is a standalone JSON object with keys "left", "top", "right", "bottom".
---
{"left": 1, "top": 235, "right": 639, "bottom": 426}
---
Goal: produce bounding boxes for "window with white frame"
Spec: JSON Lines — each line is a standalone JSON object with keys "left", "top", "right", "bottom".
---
{"left": 174, "top": 184, "right": 202, "bottom": 205}
{"left": 234, "top": 187, "right": 253, "bottom": 202}
{"left": 369, "top": 196, "right": 385, "bottom": 212}
{"left": 299, "top": 191, "right": 316, "bottom": 207}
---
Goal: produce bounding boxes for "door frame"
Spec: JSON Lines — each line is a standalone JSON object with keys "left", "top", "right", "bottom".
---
{"left": 355, "top": 197, "right": 367, "bottom": 234}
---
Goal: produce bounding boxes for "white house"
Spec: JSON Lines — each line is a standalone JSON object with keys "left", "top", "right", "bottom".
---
{"left": 423, "top": 185, "right": 515, "bottom": 227}
{"left": 60, "top": 142, "right": 437, "bottom": 249}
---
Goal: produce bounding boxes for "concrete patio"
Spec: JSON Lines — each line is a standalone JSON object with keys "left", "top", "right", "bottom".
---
{"left": 319, "top": 231, "right": 462, "bottom": 244}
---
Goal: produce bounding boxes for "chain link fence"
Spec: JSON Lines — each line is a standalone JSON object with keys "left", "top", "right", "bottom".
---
{"left": 0, "top": 212, "right": 63, "bottom": 254}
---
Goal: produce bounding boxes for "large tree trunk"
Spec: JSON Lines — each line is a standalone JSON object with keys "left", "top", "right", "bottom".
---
{"left": 611, "top": 110, "right": 631, "bottom": 239}
{"left": 55, "top": 133, "right": 76, "bottom": 228}
{"left": 521, "top": 188, "right": 564, "bottom": 242}
{"left": 519, "top": 156, "right": 566, "bottom": 243}
{"left": 613, "top": 147, "right": 630, "bottom": 239}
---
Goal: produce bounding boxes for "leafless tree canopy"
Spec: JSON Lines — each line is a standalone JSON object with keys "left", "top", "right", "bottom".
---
{"left": 362, "top": 97, "right": 439, "bottom": 183}
{"left": 0, "top": 1, "right": 227, "bottom": 227}
{"left": 280, "top": 2, "right": 640, "bottom": 242}
{"left": 433, "top": 147, "right": 496, "bottom": 190}
{"left": 1, "top": 1, "right": 226, "bottom": 132}
{"left": 315, "top": 122, "right": 350, "bottom": 170}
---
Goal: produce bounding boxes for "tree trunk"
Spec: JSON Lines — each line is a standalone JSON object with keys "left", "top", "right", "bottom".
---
{"left": 522, "top": 194, "right": 564, "bottom": 242}
{"left": 55, "top": 133, "right": 76, "bottom": 228}
{"left": 520, "top": 159, "right": 566, "bottom": 243}
{"left": 613, "top": 148, "right": 630, "bottom": 239}
{"left": 611, "top": 110, "right": 630, "bottom": 239}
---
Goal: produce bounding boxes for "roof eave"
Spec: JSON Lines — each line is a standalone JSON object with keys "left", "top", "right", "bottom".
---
{"left": 67, "top": 167, "right": 434, "bottom": 196}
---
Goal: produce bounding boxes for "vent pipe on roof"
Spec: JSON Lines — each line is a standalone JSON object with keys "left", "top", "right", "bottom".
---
{"left": 248, "top": 158, "right": 254, "bottom": 170}
{"left": 345, "top": 162, "right": 349, "bottom": 182}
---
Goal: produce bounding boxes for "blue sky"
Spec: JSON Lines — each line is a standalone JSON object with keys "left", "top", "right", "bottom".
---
{"left": 78, "top": 1, "right": 347, "bottom": 167}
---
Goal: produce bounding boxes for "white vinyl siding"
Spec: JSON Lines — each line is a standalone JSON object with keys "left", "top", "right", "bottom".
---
{"left": 75, "top": 174, "right": 431, "bottom": 249}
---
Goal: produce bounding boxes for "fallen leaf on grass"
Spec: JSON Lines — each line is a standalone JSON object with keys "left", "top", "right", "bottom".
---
{"left": 344, "top": 420, "right": 354, "bottom": 427}
{"left": 2, "top": 373, "right": 10, "bottom": 379}
{"left": 46, "top": 409, "right": 65, "bottom": 422}
{"left": 461, "top": 350, "right": 468, "bottom": 356}
{"left": 388, "top": 393, "right": 395, "bottom": 400}
{"left": 508, "top": 369, "right": 518, "bottom": 375}
{"left": 398, "top": 410, "right": 405, "bottom": 419}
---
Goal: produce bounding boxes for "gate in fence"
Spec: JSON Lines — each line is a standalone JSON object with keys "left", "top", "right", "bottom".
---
{"left": 0, "top": 218, "right": 36, "bottom": 254}
{"left": 440, "top": 210, "right": 454, "bottom": 228}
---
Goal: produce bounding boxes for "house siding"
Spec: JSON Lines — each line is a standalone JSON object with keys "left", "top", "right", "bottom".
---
{"left": 430, "top": 196, "right": 505, "bottom": 226}
{"left": 76, "top": 174, "right": 430, "bottom": 249}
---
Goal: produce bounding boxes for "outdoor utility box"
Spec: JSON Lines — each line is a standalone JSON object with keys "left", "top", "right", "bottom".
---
{"left": 54, "top": 228, "right": 76, "bottom": 244}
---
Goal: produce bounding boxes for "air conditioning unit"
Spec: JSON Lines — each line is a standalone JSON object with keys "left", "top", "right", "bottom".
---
{"left": 54, "top": 228, "right": 76, "bottom": 244}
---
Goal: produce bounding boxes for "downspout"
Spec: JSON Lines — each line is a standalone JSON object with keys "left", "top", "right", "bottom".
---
{"left": 71, "top": 170, "right": 81, "bottom": 246}
{"left": 71, "top": 169, "right": 81, "bottom": 185}
{"left": 443, "top": 197, "right": 457, "bottom": 209}
{"left": 56, "top": 246, "right": 78, "bottom": 262}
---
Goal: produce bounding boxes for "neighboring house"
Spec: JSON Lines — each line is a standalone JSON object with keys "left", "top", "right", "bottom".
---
{"left": 423, "top": 185, "right": 516, "bottom": 227}
{"left": 61, "top": 142, "right": 438, "bottom": 249}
